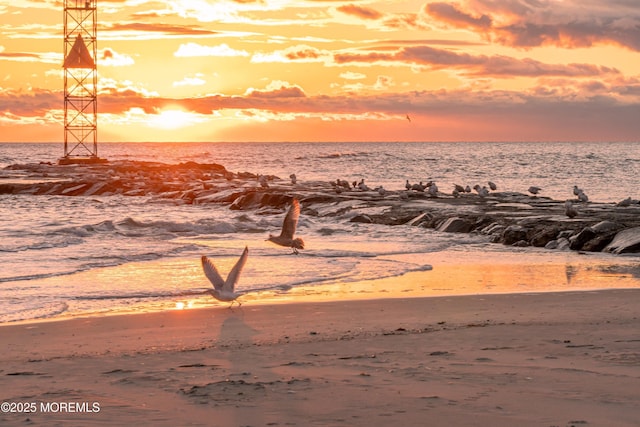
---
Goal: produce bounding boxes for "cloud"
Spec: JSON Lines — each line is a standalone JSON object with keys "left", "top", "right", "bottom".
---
{"left": 105, "top": 22, "right": 217, "bottom": 38}
{"left": 174, "top": 43, "right": 249, "bottom": 57}
{"left": 173, "top": 74, "right": 206, "bottom": 87}
{"left": 245, "top": 81, "right": 306, "bottom": 98}
{"left": 337, "top": 4, "right": 383, "bottom": 20}
{"left": 424, "top": 0, "right": 640, "bottom": 51}
{"left": 334, "top": 45, "right": 620, "bottom": 78}
{"left": 99, "top": 48, "right": 134, "bottom": 66}
{"left": 340, "top": 71, "right": 366, "bottom": 80}
{"left": 251, "top": 45, "right": 330, "bottom": 63}
{"left": 425, "top": 2, "right": 491, "bottom": 30}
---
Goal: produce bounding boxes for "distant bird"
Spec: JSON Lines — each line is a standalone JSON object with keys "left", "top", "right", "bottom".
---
{"left": 411, "top": 181, "right": 425, "bottom": 192}
{"left": 376, "top": 186, "right": 386, "bottom": 196}
{"left": 267, "top": 199, "right": 305, "bottom": 254}
{"left": 201, "top": 246, "right": 248, "bottom": 308}
{"left": 488, "top": 181, "right": 497, "bottom": 191}
{"left": 428, "top": 181, "right": 438, "bottom": 197}
{"left": 357, "top": 178, "right": 370, "bottom": 191}
{"left": 289, "top": 173, "right": 297, "bottom": 185}
{"left": 528, "top": 186, "right": 542, "bottom": 195}
{"left": 454, "top": 184, "right": 466, "bottom": 193}
{"left": 405, "top": 179, "right": 412, "bottom": 191}
{"left": 464, "top": 185, "right": 472, "bottom": 193}
{"left": 335, "top": 179, "right": 350, "bottom": 189}
{"left": 473, "top": 184, "right": 489, "bottom": 198}
{"left": 406, "top": 114, "right": 411, "bottom": 123}
{"left": 573, "top": 185, "right": 582, "bottom": 196}
{"left": 564, "top": 200, "right": 578, "bottom": 218}
{"left": 577, "top": 190, "right": 589, "bottom": 203}
{"left": 258, "top": 174, "right": 269, "bottom": 188}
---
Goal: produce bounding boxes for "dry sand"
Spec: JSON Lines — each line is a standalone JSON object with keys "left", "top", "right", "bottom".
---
{"left": 1, "top": 289, "right": 639, "bottom": 427}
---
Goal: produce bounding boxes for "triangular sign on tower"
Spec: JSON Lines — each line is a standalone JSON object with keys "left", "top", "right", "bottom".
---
{"left": 64, "top": 34, "right": 95, "bottom": 69}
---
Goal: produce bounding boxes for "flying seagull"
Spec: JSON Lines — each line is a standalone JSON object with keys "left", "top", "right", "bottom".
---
{"left": 201, "top": 246, "right": 248, "bottom": 308}
{"left": 267, "top": 198, "right": 305, "bottom": 254}
{"left": 406, "top": 114, "right": 411, "bottom": 122}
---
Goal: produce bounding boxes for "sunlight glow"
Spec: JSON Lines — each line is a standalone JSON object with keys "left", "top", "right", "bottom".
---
{"left": 149, "top": 109, "right": 204, "bottom": 130}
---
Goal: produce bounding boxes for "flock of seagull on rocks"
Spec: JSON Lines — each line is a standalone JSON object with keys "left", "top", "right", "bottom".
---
{"left": 201, "top": 173, "right": 637, "bottom": 308}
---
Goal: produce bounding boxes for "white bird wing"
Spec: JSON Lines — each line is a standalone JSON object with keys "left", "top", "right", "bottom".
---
{"left": 280, "top": 199, "right": 300, "bottom": 239}
{"left": 224, "top": 246, "right": 249, "bottom": 292}
{"left": 201, "top": 255, "right": 226, "bottom": 291}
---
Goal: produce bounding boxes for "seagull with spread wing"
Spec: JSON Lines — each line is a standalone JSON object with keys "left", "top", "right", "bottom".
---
{"left": 201, "top": 246, "right": 249, "bottom": 308}
{"left": 267, "top": 198, "right": 305, "bottom": 254}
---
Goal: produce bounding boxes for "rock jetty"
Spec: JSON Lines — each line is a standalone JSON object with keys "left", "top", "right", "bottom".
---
{"left": 2, "top": 160, "right": 640, "bottom": 254}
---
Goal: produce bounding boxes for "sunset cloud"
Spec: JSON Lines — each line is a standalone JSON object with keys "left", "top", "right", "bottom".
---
{"left": 174, "top": 43, "right": 249, "bottom": 57}
{"left": 337, "top": 4, "right": 383, "bottom": 20}
{"left": 334, "top": 45, "right": 620, "bottom": 78}
{"left": 425, "top": 0, "right": 640, "bottom": 51}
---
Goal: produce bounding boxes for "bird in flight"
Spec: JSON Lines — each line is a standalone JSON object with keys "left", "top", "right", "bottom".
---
{"left": 201, "top": 246, "right": 249, "bottom": 308}
{"left": 267, "top": 198, "right": 305, "bottom": 254}
{"left": 406, "top": 114, "right": 411, "bottom": 122}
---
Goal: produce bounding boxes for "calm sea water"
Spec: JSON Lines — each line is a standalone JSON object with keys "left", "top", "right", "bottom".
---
{"left": 1, "top": 141, "right": 639, "bottom": 323}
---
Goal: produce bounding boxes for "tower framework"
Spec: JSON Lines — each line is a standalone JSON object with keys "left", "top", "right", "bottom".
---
{"left": 63, "top": 0, "right": 98, "bottom": 159}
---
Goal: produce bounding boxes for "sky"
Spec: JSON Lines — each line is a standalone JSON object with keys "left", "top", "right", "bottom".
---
{"left": 1, "top": 0, "right": 640, "bottom": 142}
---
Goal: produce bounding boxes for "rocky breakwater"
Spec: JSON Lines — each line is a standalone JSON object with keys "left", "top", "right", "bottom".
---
{"left": 2, "top": 160, "right": 640, "bottom": 255}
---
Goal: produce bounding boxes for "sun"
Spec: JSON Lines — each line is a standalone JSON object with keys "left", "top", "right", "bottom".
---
{"left": 150, "top": 108, "right": 200, "bottom": 130}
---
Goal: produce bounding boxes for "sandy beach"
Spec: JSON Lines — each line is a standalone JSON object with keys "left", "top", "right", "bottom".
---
{"left": 1, "top": 288, "right": 639, "bottom": 427}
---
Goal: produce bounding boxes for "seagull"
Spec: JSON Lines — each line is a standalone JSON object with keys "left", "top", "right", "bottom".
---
{"left": 428, "top": 181, "right": 438, "bottom": 197}
{"left": 473, "top": 184, "right": 489, "bottom": 198}
{"left": 406, "top": 114, "right": 411, "bottom": 122}
{"left": 564, "top": 200, "right": 578, "bottom": 218}
{"left": 357, "top": 178, "right": 370, "bottom": 191}
{"left": 267, "top": 198, "right": 305, "bottom": 254}
{"left": 573, "top": 185, "right": 582, "bottom": 196}
{"left": 411, "top": 181, "right": 425, "bottom": 192}
{"left": 405, "top": 179, "right": 412, "bottom": 191}
{"left": 454, "top": 184, "right": 466, "bottom": 193}
{"left": 528, "top": 186, "right": 541, "bottom": 195}
{"left": 289, "top": 173, "right": 297, "bottom": 185}
{"left": 201, "top": 246, "right": 248, "bottom": 308}
{"left": 488, "top": 181, "right": 497, "bottom": 191}
{"left": 577, "top": 190, "right": 589, "bottom": 203}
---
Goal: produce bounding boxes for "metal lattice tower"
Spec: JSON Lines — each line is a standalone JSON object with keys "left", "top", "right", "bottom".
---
{"left": 63, "top": 0, "right": 98, "bottom": 159}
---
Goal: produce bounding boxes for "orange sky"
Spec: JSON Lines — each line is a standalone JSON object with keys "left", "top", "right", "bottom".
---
{"left": 1, "top": 0, "right": 639, "bottom": 142}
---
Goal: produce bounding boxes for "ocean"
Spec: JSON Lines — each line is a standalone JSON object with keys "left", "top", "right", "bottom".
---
{"left": 1, "top": 141, "right": 639, "bottom": 323}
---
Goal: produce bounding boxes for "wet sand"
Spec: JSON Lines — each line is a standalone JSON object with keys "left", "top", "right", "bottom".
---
{"left": 1, "top": 288, "right": 639, "bottom": 426}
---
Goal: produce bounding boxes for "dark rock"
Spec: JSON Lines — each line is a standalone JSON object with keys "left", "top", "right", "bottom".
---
{"left": 530, "top": 226, "right": 559, "bottom": 247}
{"left": 502, "top": 225, "right": 528, "bottom": 245}
{"left": 603, "top": 227, "right": 640, "bottom": 254}
{"left": 569, "top": 227, "right": 598, "bottom": 250}
{"left": 437, "top": 217, "right": 473, "bottom": 233}
{"left": 581, "top": 233, "right": 616, "bottom": 252}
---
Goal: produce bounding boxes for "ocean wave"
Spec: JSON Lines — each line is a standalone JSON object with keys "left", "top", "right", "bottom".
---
{"left": 72, "top": 289, "right": 209, "bottom": 301}
{"left": 0, "top": 302, "right": 69, "bottom": 324}
{"left": 0, "top": 236, "right": 84, "bottom": 253}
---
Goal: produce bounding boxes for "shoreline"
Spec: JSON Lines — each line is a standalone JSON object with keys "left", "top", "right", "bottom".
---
{"left": 2, "top": 289, "right": 639, "bottom": 426}
{"left": 3, "top": 247, "right": 640, "bottom": 326}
